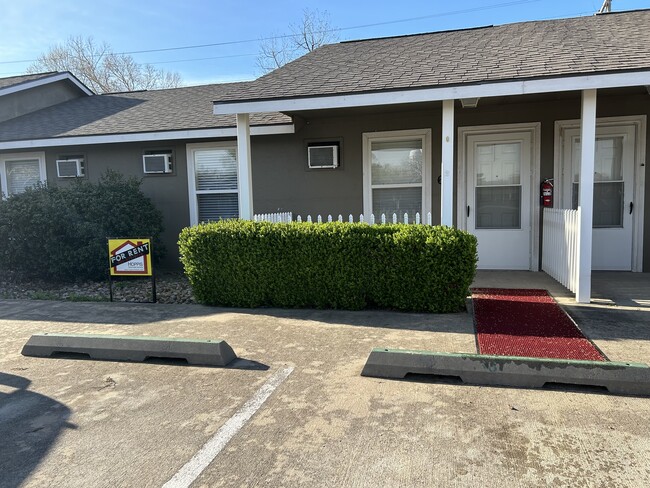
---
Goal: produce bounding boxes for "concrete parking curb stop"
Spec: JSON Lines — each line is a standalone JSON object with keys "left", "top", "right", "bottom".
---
{"left": 361, "top": 348, "right": 650, "bottom": 396}
{"left": 21, "top": 333, "right": 237, "bottom": 366}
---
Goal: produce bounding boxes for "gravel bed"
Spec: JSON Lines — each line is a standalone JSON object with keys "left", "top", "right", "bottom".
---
{"left": 0, "top": 273, "right": 195, "bottom": 304}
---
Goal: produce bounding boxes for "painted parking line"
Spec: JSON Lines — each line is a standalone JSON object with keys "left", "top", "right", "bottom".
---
{"left": 162, "top": 365, "right": 294, "bottom": 488}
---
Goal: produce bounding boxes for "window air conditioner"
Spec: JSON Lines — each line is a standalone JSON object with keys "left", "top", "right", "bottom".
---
{"left": 56, "top": 158, "right": 85, "bottom": 177}
{"left": 308, "top": 144, "right": 339, "bottom": 169}
{"left": 143, "top": 154, "right": 173, "bottom": 174}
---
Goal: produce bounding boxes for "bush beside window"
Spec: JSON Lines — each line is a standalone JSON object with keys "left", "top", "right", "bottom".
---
{"left": 179, "top": 221, "right": 477, "bottom": 313}
{"left": 0, "top": 170, "right": 165, "bottom": 282}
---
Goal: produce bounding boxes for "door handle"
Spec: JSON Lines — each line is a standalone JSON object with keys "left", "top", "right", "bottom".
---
{"left": 629, "top": 202, "right": 634, "bottom": 215}
{"left": 467, "top": 205, "right": 470, "bottom": 217}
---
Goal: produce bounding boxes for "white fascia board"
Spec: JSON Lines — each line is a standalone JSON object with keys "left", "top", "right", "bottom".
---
{"left": 0, "top": 72, "right": 94, "bottom": 97}
{"left": 0, "top": 124, "right": 294, "bottom": 151}
{"left": 213, "top": 70, "right": 650, "bottom": 115}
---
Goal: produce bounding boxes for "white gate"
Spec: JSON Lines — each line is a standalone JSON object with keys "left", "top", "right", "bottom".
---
{"left": 542, "top": 208, "right": 580, "bottom": 293}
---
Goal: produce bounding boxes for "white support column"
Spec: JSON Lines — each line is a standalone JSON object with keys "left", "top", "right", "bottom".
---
{"left": 576, "top": 89, "right": 597, "bottom": 303}
{"left": 236, "top": 113, "right": 254, "bottom": 220}
{"left": 441, "top": 99, "right": 455, "bottom": 226}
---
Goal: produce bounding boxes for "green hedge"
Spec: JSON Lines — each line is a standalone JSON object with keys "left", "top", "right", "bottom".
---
{"left": 179, "top": 220, "right": 477, "bottom": 312}
{"left": 0, "top": 171, "right": 165, "bottom": 282}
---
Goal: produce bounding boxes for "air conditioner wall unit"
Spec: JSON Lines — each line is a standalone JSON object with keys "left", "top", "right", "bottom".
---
{"left": 307, "top": 144, "right": 339, "bottom": 169}
{"left": 56, "top": 158, "right": 85, "bottom": 178}
{"left": 143, "top": 154, "right": 173, "bottom": 174}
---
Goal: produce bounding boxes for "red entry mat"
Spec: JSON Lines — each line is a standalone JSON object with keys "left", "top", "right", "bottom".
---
{"left": 472, "top": 288, "right": 607, "bottom": 361}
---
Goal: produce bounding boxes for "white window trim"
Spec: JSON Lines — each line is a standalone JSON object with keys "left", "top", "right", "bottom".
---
{"left": 554, "top": 115, "right": 646, "bottom": 272}
{"left": 457, "top": 122, "right": 541, "bottom": 271}
{"left": 0, "top": 151, "right": 47, "bottom": 199}
{"left": 362, "top": 128, "right": 432, "bottom": 219}
{"left": 186, "top": 142, "right": 239, "bottom": 226}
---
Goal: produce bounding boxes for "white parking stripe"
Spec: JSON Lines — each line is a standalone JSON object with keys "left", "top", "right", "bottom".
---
{"left": 162, "top": 365, "right": 294, "bottom": 488}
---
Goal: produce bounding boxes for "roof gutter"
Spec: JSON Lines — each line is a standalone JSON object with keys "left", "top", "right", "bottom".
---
{"left": 0, "top": 124, "right": 295, "bottom": 151}
{"left": 213, "top": 70, "right": 650, "bottom": 115}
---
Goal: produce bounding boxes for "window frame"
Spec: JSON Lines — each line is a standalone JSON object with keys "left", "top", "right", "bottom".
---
{"left": 362, "top": 129, "right": 432, "bottom": 219}
{"left": 186, "top": 142, "right": 239, "bottom": 225}
{"left": 0, "top": 151, "right": 47, "bottom": 199}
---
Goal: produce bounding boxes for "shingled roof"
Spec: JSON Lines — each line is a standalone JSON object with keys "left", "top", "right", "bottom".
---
{"left": 0, "top": 82, "right": 290, "bottom": 143}
{"left": 213, "top": 9, "right": 650, "bottom": 105}
{"left": 0, "top": 72, "right": 61, "bottom": 91}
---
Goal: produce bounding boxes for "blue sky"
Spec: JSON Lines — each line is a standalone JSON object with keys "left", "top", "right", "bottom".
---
{"left": 0, "top": 0, "right": 647, "bottom": 86}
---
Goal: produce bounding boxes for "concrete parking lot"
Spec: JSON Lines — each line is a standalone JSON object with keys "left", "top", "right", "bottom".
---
{"left": 1, "top": 289, "right": 649, "bottom": 487}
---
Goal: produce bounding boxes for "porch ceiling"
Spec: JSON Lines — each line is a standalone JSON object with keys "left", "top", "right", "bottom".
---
{"left": 283, "top": 86, "right": 648, "bottom": 119}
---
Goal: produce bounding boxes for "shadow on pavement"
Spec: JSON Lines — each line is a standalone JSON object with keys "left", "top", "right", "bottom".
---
{"left": 0, "top": 299, "right": 473, "bottom": 334}
{"left": 563, "top": 304, "right": 650, "bottom": 342}
{"left": 0, "top": 372, "right": 75, "bottom": 488}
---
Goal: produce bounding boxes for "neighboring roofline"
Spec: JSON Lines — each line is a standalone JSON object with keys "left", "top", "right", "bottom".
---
{"left": 0, "top": 72, "right": 94, "bottom": 97}
{"left": 213, "top": 70, "right": 650, "bottom": 115}
{"left": 0, "top": 123, "right": 295, "bottom": 151}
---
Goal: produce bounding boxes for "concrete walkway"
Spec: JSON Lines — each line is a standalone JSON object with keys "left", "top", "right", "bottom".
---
{"left": 1, "top": 296, "right": 650, "bottom": 487}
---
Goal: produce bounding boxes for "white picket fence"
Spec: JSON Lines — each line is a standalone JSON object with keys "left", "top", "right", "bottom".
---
{"left": 254, "top": 211, "right": 434, "bottom": 225}
{"left": 296, "top": 212, "right": 434, "bottom": 225}
{"left": 253, "top": 211, "right": 293, "bottom": 223}
{"left": 542, "top": 208, "right": 580, "bottom": 293}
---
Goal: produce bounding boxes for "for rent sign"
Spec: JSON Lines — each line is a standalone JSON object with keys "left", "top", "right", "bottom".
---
{"left": 108, "top": 238, "right": 152, "bottom": 276}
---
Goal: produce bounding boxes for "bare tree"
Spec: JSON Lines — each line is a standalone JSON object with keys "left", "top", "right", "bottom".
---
{"left": 256, "top": 8, "right": 339, "bottom": 73}
{"left": 26, "top": 36, "right": 182, "bottom": 93}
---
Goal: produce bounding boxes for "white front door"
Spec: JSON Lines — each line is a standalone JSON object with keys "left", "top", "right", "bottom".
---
{"left": 562, "top": 125, "right": 636, "bottom": 270}
{"left": 466, "top": 131, "right": 533, "bottom": 269}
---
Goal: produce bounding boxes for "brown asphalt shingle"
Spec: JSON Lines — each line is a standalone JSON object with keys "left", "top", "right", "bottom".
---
{"left": 0, "top": 82, "right": 290, "bottom": 142}
{"left": 0, "top": 72, "right": 61, "bottom": 90}
{"left": 213, "top": 10, "right": 650, "bottom": 104}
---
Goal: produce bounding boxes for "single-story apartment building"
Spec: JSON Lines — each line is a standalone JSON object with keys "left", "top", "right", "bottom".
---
{"left": 1, "top": 9, "right": 649, "bottom": 302}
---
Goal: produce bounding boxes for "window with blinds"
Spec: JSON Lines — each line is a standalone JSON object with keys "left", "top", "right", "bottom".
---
{"left": 192, "top": 147, "right": 239, "bottom": 222}
{"left": 1, "top": 153, "right": 46, "bottom": 198}
{"left": 370, "top": 139, "right": 424, "bottom": 216}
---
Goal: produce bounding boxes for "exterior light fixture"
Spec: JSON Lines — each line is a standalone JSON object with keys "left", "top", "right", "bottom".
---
{"left": 460, "top": 98, "right": 480, "bottom": 108}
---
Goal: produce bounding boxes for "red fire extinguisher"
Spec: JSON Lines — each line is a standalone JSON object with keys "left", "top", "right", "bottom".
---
{"left": 541, "top": 178, "right": 553, "bottom": 207}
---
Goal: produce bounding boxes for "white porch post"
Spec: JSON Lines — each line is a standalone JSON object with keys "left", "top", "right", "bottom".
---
{"left": 441, "top": 99, "right": 455, "bottom": 226}
{"left": 236, "top": 113, "right": 254, "bottom": 220}
{"left": 576, "top": 89, "right": 597, "bottom": 303}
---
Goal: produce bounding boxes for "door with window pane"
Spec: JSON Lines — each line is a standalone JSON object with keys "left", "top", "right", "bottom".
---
{"left": 562, "top": 125, "right": 635, "bottom": 270}
{"left": 190, "top": 146, "right": 239, "bottom": 223}
{"left": 364, "top": 130, "right": 431, "bottom": 220}
{"left": 467, "top": 132, "right": 532, "bottom": 269}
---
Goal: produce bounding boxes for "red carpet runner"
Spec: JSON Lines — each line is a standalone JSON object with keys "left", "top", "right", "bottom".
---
{"left": 472, "top": 288, "right": 607, "bottom": 361}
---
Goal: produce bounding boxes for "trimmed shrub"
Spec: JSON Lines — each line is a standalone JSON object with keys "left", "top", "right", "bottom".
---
{"left": 179, "top": 220, "right": 477, "bottom": 312}
{"left": 0, "top": 170, "right": 165, "bottom": 282}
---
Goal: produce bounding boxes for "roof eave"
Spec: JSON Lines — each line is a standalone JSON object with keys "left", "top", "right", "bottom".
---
{"left": 0, "top": 123, "right": 295, "bottom": 151}
{"left": 0, "top": 72, "right": 94, "bottom": 97}
{"left": 213, "top": 70, "right": 650, "bottom": 115}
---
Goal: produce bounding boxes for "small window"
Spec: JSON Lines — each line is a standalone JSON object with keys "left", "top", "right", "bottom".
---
{"left": 143, "top": 149, "right": 173, "bottom": 174}
{"left": 56, "top": 155, "right": 85, "bottom": 178}
{"left": 187, "top": 144, "right": 239, "bottom": 225}
{"left": 0, "top": 152, "right": 47, "bottom": 198}
{"left": 362, "top": 130, "right": 431, "bottom": 218}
